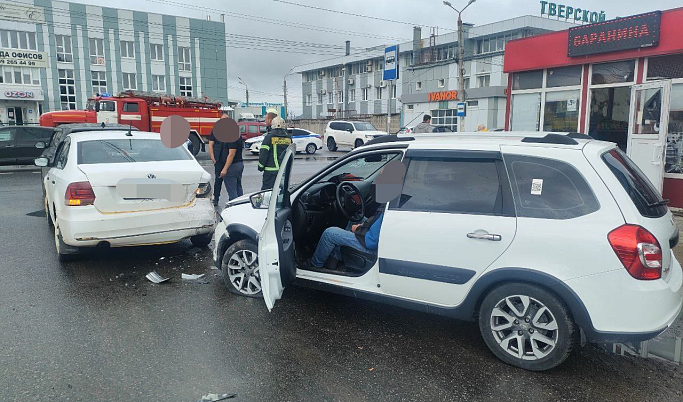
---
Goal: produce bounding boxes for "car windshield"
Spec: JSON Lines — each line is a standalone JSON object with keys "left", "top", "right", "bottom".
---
{"left": 318, "top": 152, "right": 402, "bottom": 183}
{"left": 77, "top": 139, "right": 193, "bottom": 164}
{"left": 354, "top": 122, "right": 377, "bottom": 131}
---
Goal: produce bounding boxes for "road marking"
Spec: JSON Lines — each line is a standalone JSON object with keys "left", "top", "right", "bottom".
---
{"left": 32, "top": 171, "right": 40, "bottom": 174}
{"left": 0, "top": 172, "right": 13, "bottom": 175}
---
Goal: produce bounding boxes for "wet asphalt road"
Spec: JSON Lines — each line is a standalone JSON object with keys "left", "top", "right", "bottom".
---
{"left": 3, "top": 157, "right": 683, "bottom": 402}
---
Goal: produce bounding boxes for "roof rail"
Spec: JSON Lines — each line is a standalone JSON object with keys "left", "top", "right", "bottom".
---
{"left": 521, "top": 133, "right": 579, "bottom": 145}
{"left": 365, "top": 135, "right": 414, "bottom": 146}
{"left": 566, "top": 132, "right": 593, "bottom": 140}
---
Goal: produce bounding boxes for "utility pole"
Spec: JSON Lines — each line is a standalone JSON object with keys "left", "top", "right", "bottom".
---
{"left": 283, "top": 78, "right": 288, "bottom": 120}
{"left": 238, "top": 76, "right": 249, "bottom": 107}
{"left": 444, "top": 0, "right": 476, "bottom": 132}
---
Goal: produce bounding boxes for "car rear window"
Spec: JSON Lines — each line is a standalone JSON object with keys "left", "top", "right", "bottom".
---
{"left": 602, "top": 148, "right": 668, "bottom": 218}
{"left": 505, "top": 154, "right": 600, "bottom": 219}
{"left": 77, "top": 139, "right": 193, "bottom": 164}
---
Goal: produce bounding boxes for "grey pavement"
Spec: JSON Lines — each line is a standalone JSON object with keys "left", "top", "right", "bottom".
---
{"left": 3, "top": 162, "right": 683, "bottom": 401}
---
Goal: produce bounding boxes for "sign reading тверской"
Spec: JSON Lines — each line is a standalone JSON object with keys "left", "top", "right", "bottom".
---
{"left": 567, "top": 11, "right": 661, "bottom": 57}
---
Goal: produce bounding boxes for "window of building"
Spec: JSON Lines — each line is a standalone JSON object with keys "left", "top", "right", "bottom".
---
{"left": 305, "top": 94, "right": 312, "bottom": 106}
{"left": 328, "top": 92, "right": 334, "bottom": 104}
{"left": 416, "top": 82, "right": 422, "bottom": 91}
{"left": 376, "top": 87, "right": 383, "bottom": 100}
{"left": 122, "top": 72, "right": 137, "bottom": 90}
{"left": 89, "top": 38, "right": 105, "bottom": 65}
{"left": 463, "top": 77, "right": 470, "bottom": 89}
{"left": 317, "top": 92, "right": 323, "bottom": 104}
{"left": 91, "top": 71, "right": 107, "bottom": 94}
{"left": 337, "top": 90, "right": 343, "bottom": 103}
{"left": 349, "top": 89, "right": 355, "bottom": 102}
{"left": 397, "top": 157, "right": 503, "bottom": 214}
{"left": 58, "top": 69, "right": 76, "bottom": 110}
{"left": 2, "top": 67, "right": 40, "bottom": 85}
{"left": 591, "top": 60, "right": 635, "bottom": 85}
{"left": 120, "top": 40, "right": 135, "bottom": 59}
{"left": 150, "top": 43, "right": 164, "bottom": 61}
{"left": 0, "top": 30, "right": 37, "bottom": 50}
{"left": 467, "top": 100, "right": 479, "bottom": 107}
{"left": 511, "top": 93, "right": 541, "bottom": 131}
{"left": 477, "top": 75, "right": 491, "bottom": 88}
{"left": 505, "top": 154, "right": 600, "bottom": 219}
{"left": 407, "top": 104, "right": 414, "bottom": 110}
{"left": 512, "top": 70, "right": 543, "bottom": 90}
{"left": 438, "top": 79, "right": 445, "bottom": 88}
{"left": 392, "top": 85, "right": 397, "bottom": 99}
{"left": 362, "top": 88, "right": 369, "bottom": 101}
{"left": 476, "top": 35, "right": 512, "bottom": 55}
{"left": 543, "top": 90, "right": 580, "bottom": 132}
{"left": 152, "top": 74, "right": 166, "bottom": 92}
{"left": 547, "top": 65, "right": 582, "bottom": 87}
{"left": 56, "top": 35, "right": 73, "bottom": 63}
{"left": 430, "top": 109, "right": 457, "bottom": 132}
{"left": 179, "top": 76, "right": 192, "bottom": 97}
{"left": 178, "top": 47, "right": 191, "bottom": 71}
{"left": 665, "top": 84, "right": 683, "bottom": 175}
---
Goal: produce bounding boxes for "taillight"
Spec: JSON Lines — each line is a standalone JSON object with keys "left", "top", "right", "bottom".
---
{"left": 65, "top": 181, "right": 96, "bottom": 206}
{"left": 196, "top": 182, "right": 212, "bottom": 198}
{"left": 608, "top": 224, "right": 662, "bottom": 280}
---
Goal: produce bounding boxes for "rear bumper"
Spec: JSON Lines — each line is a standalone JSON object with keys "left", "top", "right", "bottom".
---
{"left": 58, "top": 198, "right": 216, "bottom": 247}
{"left": 566, "top": 253, "right": 683, "bottom": 343}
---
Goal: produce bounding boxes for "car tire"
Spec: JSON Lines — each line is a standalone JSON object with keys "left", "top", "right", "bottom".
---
{"left": 190, "top": 232, "right": 212, "bottom": 248}
{"left": 222, "top": 239, "right": 261, "bottom": 298}
{"left": 327, "top": 137, "right": 338, "bottom": 152}
{"left": 306, "top": 143, "right": 317, "bottom": 154}
{"left": 54, "top": 222, "right": 76, "bottom": 262}
{"left": 478, "top": 282, "right": 575, "bottom": 371}
{"left": 45, "top": 195, "right": 54, "bottom": 228}
{"left": 354, "top": 139, "right": 364, "bottom": 149}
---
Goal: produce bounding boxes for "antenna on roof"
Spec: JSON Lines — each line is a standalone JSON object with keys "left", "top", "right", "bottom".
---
{"left": 126, "top": 121, "right": 133, "bottom": 137}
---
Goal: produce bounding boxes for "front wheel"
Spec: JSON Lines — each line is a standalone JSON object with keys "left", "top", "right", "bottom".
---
{"left": 327, "top": 137, "right": 337, "bottom": 152}
{"left": 305, "top": 143, "right": 317, "bottom": 154}
{"left": 478, "top": 282, "right": 575, "bottom": 371}
{"left": 354, "top": 139, "right": 364, "bottom": 149}
{"left": 222, "top": 240, "right": 261, "bottom": 298}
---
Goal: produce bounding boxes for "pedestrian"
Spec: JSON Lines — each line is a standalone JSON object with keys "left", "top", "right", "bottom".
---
{"left": 258, "top": 116, "right": 291, "bottom": 190}
{"left": 412, "top": 114, "right": 434, "bottom": 133}
{"left": 208, "top": 112, "right": 244, "bottom": 207}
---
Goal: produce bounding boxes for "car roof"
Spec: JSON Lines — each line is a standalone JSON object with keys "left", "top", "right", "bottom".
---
{"left": 67, "top": 130, "right": 161, "bottom": 142}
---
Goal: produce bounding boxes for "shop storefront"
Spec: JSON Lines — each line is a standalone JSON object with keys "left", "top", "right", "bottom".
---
{"left": 504, "top": 8, "right": 683, "bottom": 207}
{"left": 0, "top": 85, "right": 43, "bottom": 125}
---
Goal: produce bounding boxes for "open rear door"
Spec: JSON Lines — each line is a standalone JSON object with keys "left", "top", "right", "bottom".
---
{"left": 258, "top": 144, "right": 296, "bottom": 311}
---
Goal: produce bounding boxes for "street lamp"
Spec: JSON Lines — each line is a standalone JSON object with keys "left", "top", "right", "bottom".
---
{"left": 443, "top": 0, "right": 476, "bottom": 132}
{"left": 238, "top": 76, "right": 249, "bottom": 107}
{"left": 283, "top": 67, "right": 296, "bottom": 121}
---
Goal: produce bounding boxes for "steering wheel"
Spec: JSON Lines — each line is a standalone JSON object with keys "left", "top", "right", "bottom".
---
{"left": 335, "top": 181, "right": 366, "bottom": 222}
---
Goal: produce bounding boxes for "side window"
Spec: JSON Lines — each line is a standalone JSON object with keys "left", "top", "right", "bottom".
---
{"left": 396, "top": 157, "right": 506, "bottom": 215}
{"left": 329, "top": 122, "right": 341, "bottom": 131}
{"left": 248, "top": 125, "right": 258, "bottom": 134}
{"left": 239, "top": 124, "right": 246, "bottom": 134}
{"left": 0, "top": 128, "right": 14, "bottom": 142}
{"left": 290, "top": 129, "right": 302, "bottom": 137}
{"left": 259, "top": 125, "right": 267, "bottom": 134}
{"left": 319, "top": 152, "right": 402, "bottom": 182}
{"left": 343, "top": 123, "right": 354, "bottom": 132}
{"left": 123, "top": 102, "right": 139, "bottom": 112}
{"left": 504, "top": 154, "right": 600, "bottom": 219}
{"left": 54, "top": 139, "right": 71, "bottom": 169}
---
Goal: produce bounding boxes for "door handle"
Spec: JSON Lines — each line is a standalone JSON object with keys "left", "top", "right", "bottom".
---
{"left": 467, "top": 232, "right": 502, "bottom": 241}
{"left": 4, "top": 145, "right": 13, "bottom": 148}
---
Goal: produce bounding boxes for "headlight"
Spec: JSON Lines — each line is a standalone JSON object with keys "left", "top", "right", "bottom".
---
{"left": 196, "top": 182, "right": 212, "bottom": 198}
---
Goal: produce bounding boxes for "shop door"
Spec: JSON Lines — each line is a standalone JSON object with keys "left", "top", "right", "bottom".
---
{"left": 627, "top": 81, "right": 672, "bottom": 193}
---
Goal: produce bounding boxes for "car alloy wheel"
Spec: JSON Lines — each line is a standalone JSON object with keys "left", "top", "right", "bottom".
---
{"left": 327, "top": 137, "right": 337, "bottom": 152}
{"left": 354, "top": 139, "right": 363, "bottom": 149}
{"left": 490, "top": 295, "right": 559, "bottom": 361}
{"left": 226, "top": 249, "right": 261, "bottom": 296}
{"left": 306, "top": 143, "right": 317, "bottom": 154}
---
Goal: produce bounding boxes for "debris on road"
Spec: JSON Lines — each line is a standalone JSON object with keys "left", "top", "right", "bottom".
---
{"left": 159, "top": 257, "right": 166, "bottom": 261}
{"left": 196, "top": 393, "right": 236, "bottom": 401}
{"left": 145, "top": 271, "right": 169, "bottom": 284}
{"left": 182, "top": 273, "right": 205, "bottom": 280}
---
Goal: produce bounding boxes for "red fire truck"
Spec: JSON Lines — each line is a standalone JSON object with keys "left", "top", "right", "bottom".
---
{"left": 39, "top": 91, "right": 223, "bottom": 155}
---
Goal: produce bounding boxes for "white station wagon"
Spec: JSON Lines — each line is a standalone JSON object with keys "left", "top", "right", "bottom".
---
{"left": 213, "top": 132, "right": 682, "bottom": 371}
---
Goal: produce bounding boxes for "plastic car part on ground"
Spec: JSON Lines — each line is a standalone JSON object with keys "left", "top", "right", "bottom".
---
{"left": 145, "top": 271, "right": 169, "bottom": 283}
{"left": 196, "top": 393, "right": 236, "bottom": 401}
{"left": 181, "top": 273, "right": 205, "bottom": 280}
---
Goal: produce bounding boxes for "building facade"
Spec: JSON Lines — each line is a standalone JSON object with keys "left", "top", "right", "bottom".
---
{"left": 298, "top": 16, "right": 575, "bottom": 132}
{"left": 0, "top": 0, "right": 229, "bottom": 125}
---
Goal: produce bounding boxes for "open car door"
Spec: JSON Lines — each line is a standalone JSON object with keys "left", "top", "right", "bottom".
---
{"left": 258, "top": 144, "right": 297, "bottom": 311}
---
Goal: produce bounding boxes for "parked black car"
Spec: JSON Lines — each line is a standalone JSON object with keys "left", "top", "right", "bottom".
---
{"left": 0, "top": 126, "right": 56, "bottom": 165}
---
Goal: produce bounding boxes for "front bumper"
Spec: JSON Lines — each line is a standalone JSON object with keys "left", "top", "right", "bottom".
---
{"left": 58, "top": 198, "right": 216, "bottom": 247}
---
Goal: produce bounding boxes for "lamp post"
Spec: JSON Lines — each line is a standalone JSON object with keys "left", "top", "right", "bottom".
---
{"left": 283, "top": 67, "right": 296, "bottom": 121}
{"left": 443, "top": 0, "right": 475, "bottom": 132}
{"left": 238, "top": 76, "right": 249, "bottom": 107}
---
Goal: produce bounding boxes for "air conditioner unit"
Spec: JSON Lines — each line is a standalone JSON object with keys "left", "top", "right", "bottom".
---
{"left": 348, "top": 78, "right": 355, "bottom": 85}
{"left": 320, "top": 89, "right": 327, "bottom": 94}
{"left": 379, "top": 81, "right": 387, "bottom": 88}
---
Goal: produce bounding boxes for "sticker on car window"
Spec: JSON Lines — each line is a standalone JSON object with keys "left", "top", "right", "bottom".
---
{"left": 531, "top": 178, "right": 543, "bottom": 195}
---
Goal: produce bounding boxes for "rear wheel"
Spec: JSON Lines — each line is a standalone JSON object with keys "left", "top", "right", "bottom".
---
{"left": 222, "top": 240, "right": 261, "bottom": 298}
{"left": 54, "top": 221, "right": 76, "bottom": 262}
{"left": 44, "top": 195, "right": 53, "bottom": 228}
{"left": 190, "top": 232, "right": 212, "bottom": 248}
{"left": 354, "top": 139, "right": 364, "bottom": 149}
{"left": 327, "top": 137, "right": 337, "bottom": 152}
{"left": 189, "top": 133, "right": 201, "bottom": 156}
{"left": 305, "top": 143, "right": 317, "bottom": 154}
{"left": 478, "top": 282, "right": 575, "bottom": 371}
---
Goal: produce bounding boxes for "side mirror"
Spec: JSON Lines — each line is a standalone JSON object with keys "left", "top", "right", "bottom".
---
{"left": 348, "top": 127, "right": 354, "bottom": 133}
{"left": 35, "top": 141, "right": 46, "bottom": 149}
{"left": 34, "top": 157, "right": 49, "bottom": 167}
{"left": 250, "top": 191, "right": 272, "bottom": 209}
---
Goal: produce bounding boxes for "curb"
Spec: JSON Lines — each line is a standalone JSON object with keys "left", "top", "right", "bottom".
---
{"left": 0, "top": 165, "right": 41, "bottom": 173}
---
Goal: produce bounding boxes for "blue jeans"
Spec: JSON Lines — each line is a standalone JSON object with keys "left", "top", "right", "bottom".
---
{"left": 311, "top": 226, "right": 372, "bottom": 268}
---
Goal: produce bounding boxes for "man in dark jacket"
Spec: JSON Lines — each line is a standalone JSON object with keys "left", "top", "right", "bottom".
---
{"left": 209, "top": 112, "right": 244, "bottom": 206}
{"left": 258, "top": 116, "right": 292, "bottom": 190}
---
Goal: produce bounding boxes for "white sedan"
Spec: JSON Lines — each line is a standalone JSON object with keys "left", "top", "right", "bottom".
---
{"left": 245, "top": 128, "right": 323, "bottom": 155}
{"left": 35, "top": 130, "right": 215, "bottom": 261}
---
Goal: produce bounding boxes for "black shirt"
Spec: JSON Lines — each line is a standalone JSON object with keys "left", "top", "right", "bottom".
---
{"left": 209, "top": 131, "right": 243, "bottom": 165}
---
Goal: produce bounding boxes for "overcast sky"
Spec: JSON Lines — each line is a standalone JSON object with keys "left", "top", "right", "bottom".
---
{"left": 75, "top": 0, "right": 682, "bottom": 114}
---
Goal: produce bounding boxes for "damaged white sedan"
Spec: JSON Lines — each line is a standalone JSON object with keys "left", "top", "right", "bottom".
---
{"left": 35, "top": 130, "right": 215, "bottom": 261}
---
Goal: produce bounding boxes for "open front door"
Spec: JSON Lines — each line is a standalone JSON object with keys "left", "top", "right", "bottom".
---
{"left": 627, "top": 81, "right": 672, "bottom": 193}
{"left": 258, "top": 144, "right": 296, "bottom": 311}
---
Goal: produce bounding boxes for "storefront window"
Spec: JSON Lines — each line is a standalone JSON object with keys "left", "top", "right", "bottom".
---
{"left": 665, "top": 84, "right": 683, "bottom": 174}
{"left": 547, "top": 65, "right": 582, "bottom": 88}
{"left": 543, "top": 90, "right": 580, "bottom": 132}
{"left": 511, "top": 93, "right": 541, "bottom": 131}
{"left": 591, "top": 61, "right": 635, "bottom": 85}
{"left": 430, "top": 109, "right": 458, "bottom": 132}
{"left": 588, "top": 87, "right": 631, "bottom": 151}
{"left": 512, "top": 70, "right": 543, "bottom": 90}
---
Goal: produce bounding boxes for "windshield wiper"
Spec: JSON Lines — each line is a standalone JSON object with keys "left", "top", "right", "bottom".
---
{"left": 647, "top": 199, "right": 669, "bottom": 208}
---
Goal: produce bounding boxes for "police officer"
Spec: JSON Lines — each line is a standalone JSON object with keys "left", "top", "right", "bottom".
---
{"left": 258, "top": 116, "right": 291, "bottom": 190}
